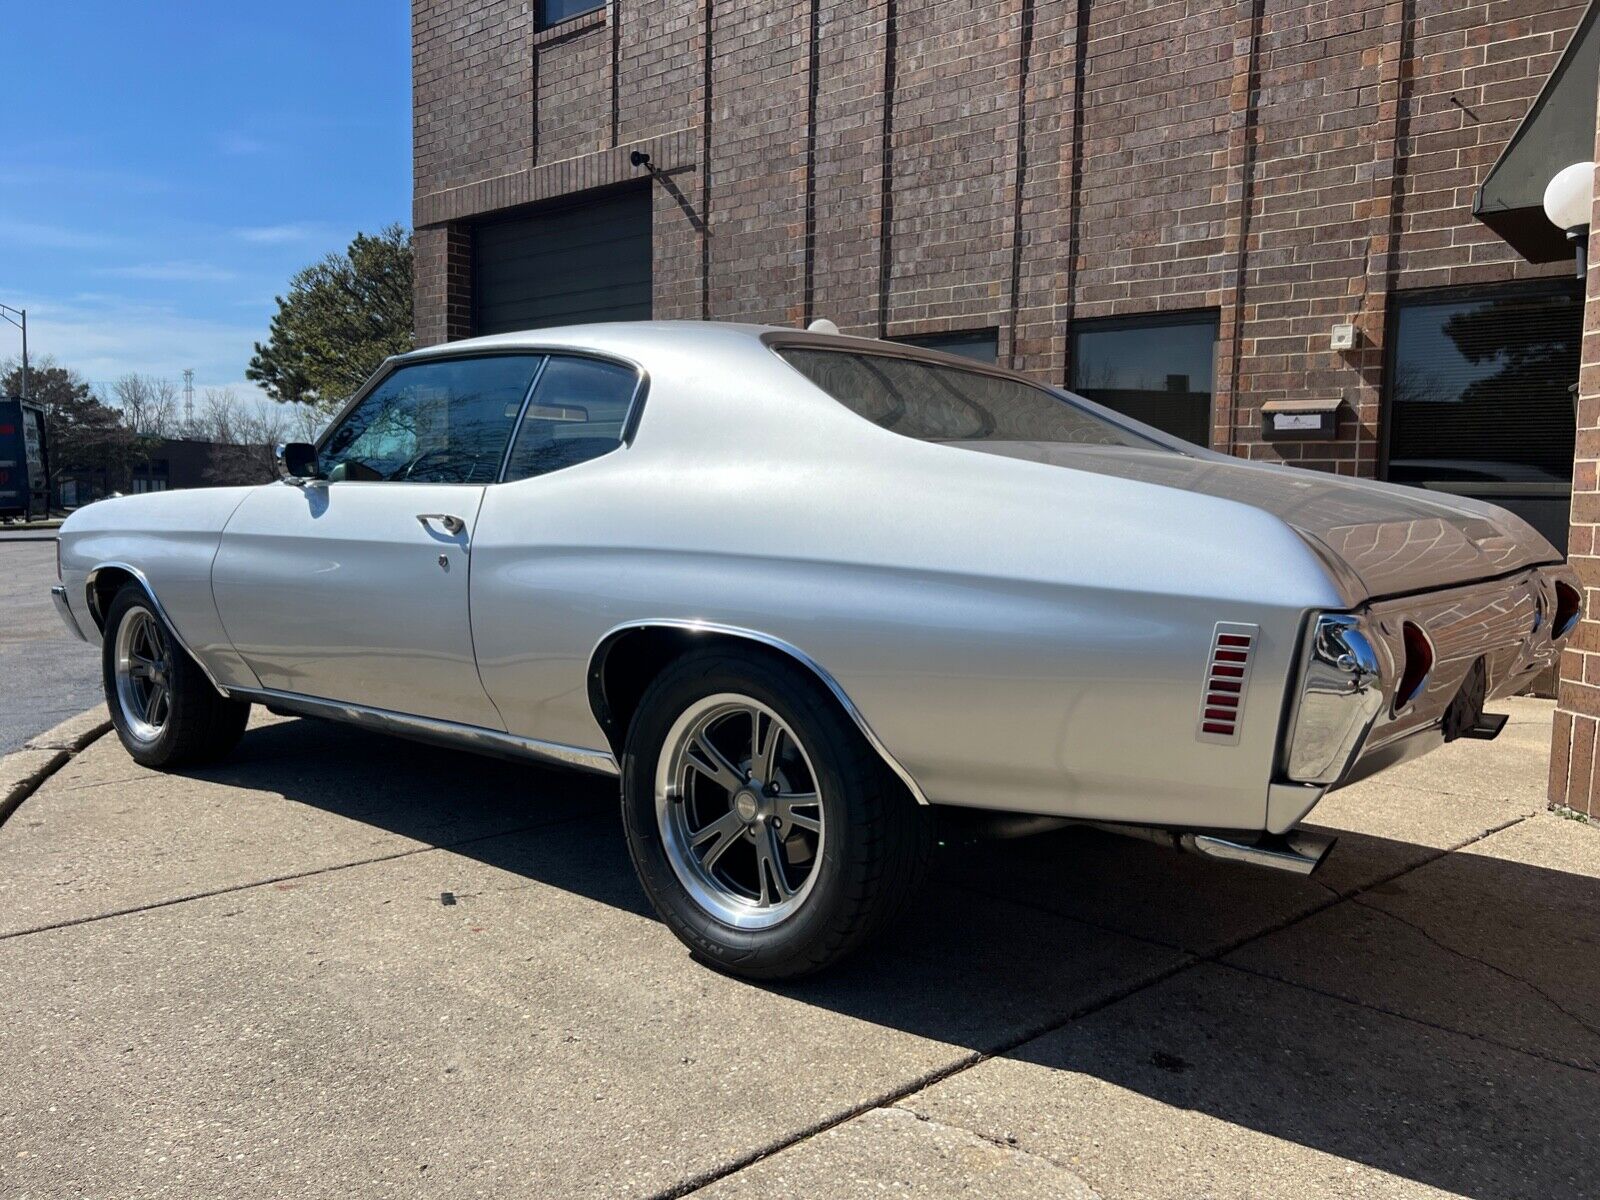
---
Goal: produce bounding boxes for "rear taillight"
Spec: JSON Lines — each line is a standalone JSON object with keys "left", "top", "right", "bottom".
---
{"left": 1393, "top": 620, "right": 1432, "bottom": 714}
{"left": 1554, "top": 581, "right": 1583, "bottom": 640}
{"left": 55, "top": 537, "right": 62, "bottom": 582}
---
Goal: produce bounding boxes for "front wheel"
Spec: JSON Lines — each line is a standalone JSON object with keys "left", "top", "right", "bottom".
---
{"left": 621, "top": 647, "right": 932, "bottom": 979}
{"left": 102, "top": 583, "right": 250, "bottom": 768}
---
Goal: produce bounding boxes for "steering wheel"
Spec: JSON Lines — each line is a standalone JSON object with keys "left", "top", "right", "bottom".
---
{"left": 401, "top": 449, "right": 479, "bottom": 483}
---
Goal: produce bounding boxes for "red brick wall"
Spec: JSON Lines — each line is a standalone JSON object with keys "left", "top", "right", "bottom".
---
{"left": 412, "top": 0, "right": 1585, "bottom": 476}
{"left": 880, "top": 0, "right": 1020, "bottom": 339}
{"left": 1550, "top": 76, "right": 1600, "bottom": 817}
{"left": 704, "top": 1, "right": 810, "bottom": 325}
{"left": 413, "top": 0, "right": 532, "bottom": 197}
{"left": 413, "top": 223, "right": 472, "bottom": 346}
{"left": 416, "top": 0, "right": 1600, "bottom": 804}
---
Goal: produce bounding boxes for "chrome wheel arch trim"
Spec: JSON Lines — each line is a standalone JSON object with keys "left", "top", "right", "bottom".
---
{"left": 587, "top": 618, "right": 931, "bottom": 806}
{"left": 84, "top": 560, "right": 232, "bottom": 696}
{"left": 229, "top": 687, "right": 621, "bottom": 776}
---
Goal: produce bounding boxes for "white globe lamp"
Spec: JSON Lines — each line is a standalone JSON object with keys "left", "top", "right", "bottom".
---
{"left": 1543, "top": 161, "right": 1595, "bottom": 279}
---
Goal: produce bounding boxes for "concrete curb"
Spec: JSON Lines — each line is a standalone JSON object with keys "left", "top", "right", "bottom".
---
{"left": 0, "top": 705, "right": 112, "bottom": 827}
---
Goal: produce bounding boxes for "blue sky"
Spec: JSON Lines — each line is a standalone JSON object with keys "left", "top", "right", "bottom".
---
{"left": 1, "top": 1, "right": 411, "bottom": 401}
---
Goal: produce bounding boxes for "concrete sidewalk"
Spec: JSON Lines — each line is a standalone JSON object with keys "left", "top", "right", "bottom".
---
{"left": 0, "top": 698, "right": 1595, "bottom": 1198}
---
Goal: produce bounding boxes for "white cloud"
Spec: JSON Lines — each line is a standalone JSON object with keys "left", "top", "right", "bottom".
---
{"left": 0, "top": 217, "right": 123, "bottom": 251}
{"left": 218, "top": 132, "right": 268, "bottom": 156}
{"left": 5, "top": 293, "right": 267, "bottom": 392}
{"left": 95, "top": 261, "right": 239, "bottom": 284}
{"left": 0, "top": 164, "right": 170, "bottom": 195}
{"left": 235, "top": 222, "right": 324, "bottom": 244}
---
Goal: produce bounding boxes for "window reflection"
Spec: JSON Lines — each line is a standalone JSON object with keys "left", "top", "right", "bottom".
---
{"left": 780, "top": 349, "right": 1158, "bottom": 448}
{"left": 321, "top": 356, "right": 542, "bottom": 484}
{"left": 1385, "top": 283, "right": 1580, "bottom": 552}
{"left": 502, "top": 356, "right": 640, "bottom": 482}
{"left": 890, "top": 329, "right": 999, "bottom": 364}
{"left": 1070, "top": 313, "right": 1218, "bottom": 447}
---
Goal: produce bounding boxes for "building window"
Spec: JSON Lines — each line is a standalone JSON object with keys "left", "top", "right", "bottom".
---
{"left": 1069, "top": 312, "right": 1218, "bottom": 447}
{"left": 890, "top": 329, "right": 999, "bottom": 364}
{"left": 1385, "top": 281, "right": 1581, "bottom": 553}
{"left": 536, "top": 0, "right": 604, "bottom": 29}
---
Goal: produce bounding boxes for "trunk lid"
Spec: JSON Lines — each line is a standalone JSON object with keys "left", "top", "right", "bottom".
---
{"left": 955, "top": 441, "right": 1561, "bottom": 600}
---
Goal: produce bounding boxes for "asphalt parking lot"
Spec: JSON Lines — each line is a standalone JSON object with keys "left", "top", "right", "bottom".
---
{"left": 1, "top": 696, "right": 1596, "bottom": 1198}
{"left": 0, "top": 541, "right": 101, "bottom": 754}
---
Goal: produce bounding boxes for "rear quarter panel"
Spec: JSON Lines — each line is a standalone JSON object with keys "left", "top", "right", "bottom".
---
{"left": 470, "top": 398, "right": 1340, "bottom": 831}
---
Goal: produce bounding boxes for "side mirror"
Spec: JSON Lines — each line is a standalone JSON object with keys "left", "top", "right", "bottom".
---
{"left": 276, "top": 442, "right": 322, "bottom": 482}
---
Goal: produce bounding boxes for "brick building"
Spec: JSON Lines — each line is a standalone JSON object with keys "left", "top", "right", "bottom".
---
{"left": 411, "top": 1, "right": 1600, "bottom": 805}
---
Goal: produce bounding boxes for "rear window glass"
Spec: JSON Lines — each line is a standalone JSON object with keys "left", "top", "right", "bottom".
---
{"left": 777, "top": 348, "right": 1154, "bottom": 447}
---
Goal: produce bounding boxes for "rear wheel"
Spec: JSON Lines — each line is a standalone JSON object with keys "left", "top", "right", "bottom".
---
{"left": 102, "top": 584, "right": 250, "bottom": 768}
{"left": 621, "top": 647, "right": 932, "bottom": 979}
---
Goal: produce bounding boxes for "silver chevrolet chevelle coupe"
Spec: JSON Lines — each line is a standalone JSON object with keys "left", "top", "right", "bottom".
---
{"left": 51, "top": 321, "right": 1581, "bottom": 977}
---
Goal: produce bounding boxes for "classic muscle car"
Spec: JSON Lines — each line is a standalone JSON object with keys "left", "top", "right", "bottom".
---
{"left": 51, "top": 321, "right": 1581, "bottom": 977}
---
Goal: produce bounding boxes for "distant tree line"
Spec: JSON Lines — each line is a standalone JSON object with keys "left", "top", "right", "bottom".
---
{"left": 0, "top": 358, "right": 321, "bottom": 500}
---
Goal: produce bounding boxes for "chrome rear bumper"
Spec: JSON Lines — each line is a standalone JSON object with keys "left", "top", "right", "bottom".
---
{"left": 50, "top": 584, "right": 88, "bottom": 642}
{"left": 1283, "top": 564, "right": 1578, "bottom": 792}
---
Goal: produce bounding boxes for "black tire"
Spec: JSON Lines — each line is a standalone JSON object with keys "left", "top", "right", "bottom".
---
{"left": 102, "top": 583, "right": 250, "bottom": 768}
{"left": 621, "top": 646, "right": 933, "bottom": 980}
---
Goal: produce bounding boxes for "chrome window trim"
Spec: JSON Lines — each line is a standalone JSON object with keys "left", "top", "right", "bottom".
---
{"left": 315, "top": 350, "right": 551, "bottom": 486}
{"left": 495, "top": 352, "right": 650, "bottom": 485}
{"left": 231, "top": 686, "right": 620, "bottom": 776}
{"left": 588, "top": 618, "right": 931, "bottom": 806}
{"left": 494, "top": 354, "right": 551, "bottom": 482}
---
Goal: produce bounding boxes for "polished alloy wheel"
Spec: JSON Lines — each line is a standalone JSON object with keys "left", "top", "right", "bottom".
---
{"left": 114, "top": 607, "right": 172, "bottom": 743}
{"left": 655, "top": 693, "right": 826, "bottom": 929}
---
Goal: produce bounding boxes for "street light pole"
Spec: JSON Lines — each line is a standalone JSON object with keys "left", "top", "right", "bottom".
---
{"left": 0, "top": 303, "right": 26, "bottom": 400}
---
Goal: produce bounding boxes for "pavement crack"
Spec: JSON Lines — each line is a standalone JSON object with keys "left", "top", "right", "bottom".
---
{"left": 675, "top": 811, "right": 1548, "bottom": 1198}
{"left": 1346, "top": 890, "right": 1600, "bottom": 1051}
{"left": 1218, "top": 957, "right": 1600, "bottom": 1076}
{"left": 0, "top": 814, "right": 588, "bottom": 942}
{"left": 896, "top": 1113, "right": 1107, "bottom": 1190}
{"left": 890, "top": 1104, "right": 1103, "bottom": 1188}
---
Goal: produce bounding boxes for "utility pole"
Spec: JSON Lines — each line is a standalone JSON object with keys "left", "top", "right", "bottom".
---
{"left": 183, "top": 368, "right": 195, "bottom": 434}
{"left": 0, "top": 303, "right": 26, "bottom": 400}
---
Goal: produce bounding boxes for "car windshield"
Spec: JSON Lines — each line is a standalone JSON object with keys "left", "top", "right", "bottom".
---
{"left": 778, "top": 347, "right": 1159, "bottom": 448}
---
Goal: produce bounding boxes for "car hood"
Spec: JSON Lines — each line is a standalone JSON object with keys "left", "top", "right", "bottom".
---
{"left": 952, "top": 441, "right": 1562, "bottom": 601}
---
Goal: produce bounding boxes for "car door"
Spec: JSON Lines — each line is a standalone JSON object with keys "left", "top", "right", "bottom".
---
{"left": 212, "top": 353, "right": 546, "bottom": 728}
{"left": 470, "top": 353, "right": 647, "bottom": 747}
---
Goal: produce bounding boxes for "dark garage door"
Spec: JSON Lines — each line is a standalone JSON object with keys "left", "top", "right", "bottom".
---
{"left": 473, "top": 187, "right": 652, "bottom": 335}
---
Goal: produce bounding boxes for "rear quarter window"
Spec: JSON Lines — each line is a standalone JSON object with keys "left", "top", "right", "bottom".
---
{"left": 777, "top": 348, "right": 1156, "bottom": 448}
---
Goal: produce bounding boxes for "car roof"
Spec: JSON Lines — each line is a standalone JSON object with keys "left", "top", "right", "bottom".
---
{"left": 397, "top": 319, "right": 1010, "bottom": 376}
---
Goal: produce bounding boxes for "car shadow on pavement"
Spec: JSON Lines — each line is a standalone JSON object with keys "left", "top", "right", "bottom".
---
{"left": 194, "top": 715, "right": 1600, "bottom": 1200}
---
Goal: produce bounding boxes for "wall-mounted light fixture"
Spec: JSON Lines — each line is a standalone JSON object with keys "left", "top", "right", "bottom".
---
{"left": 1543, "top": 160, "right": 1595, "bottom": 280}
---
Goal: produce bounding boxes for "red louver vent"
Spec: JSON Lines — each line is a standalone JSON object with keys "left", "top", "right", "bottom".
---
{"left": 1196, "top": 622, "right": 1259, "bottom": 745}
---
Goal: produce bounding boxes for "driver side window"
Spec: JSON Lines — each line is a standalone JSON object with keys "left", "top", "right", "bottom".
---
{"left": 320, "top": 355, "right": 543, "bottom": 483}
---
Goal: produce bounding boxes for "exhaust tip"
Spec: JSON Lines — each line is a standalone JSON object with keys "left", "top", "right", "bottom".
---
{"left": 1184, "top": 830, "right": 1336, "bottom": 876}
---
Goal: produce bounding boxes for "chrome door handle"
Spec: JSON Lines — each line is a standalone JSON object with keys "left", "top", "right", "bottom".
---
{"left": 416, "top": 513, "right": 465, "bottom": 535}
